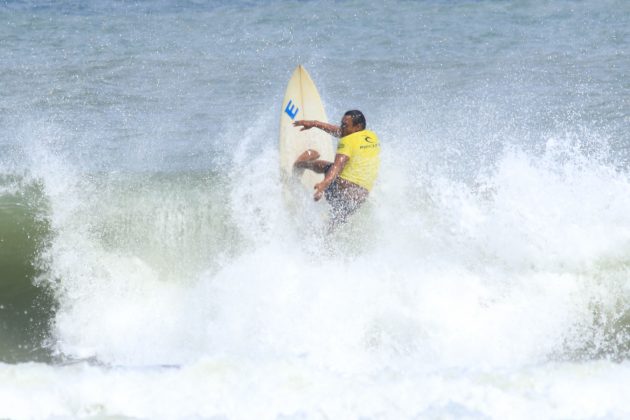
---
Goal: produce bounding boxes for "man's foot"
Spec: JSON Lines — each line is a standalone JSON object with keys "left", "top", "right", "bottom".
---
{"left": 293, "top": 149, "right": 320, "bottom": 169}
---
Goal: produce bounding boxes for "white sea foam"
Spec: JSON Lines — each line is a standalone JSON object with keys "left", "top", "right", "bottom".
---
{"left": 2, "top": 120, "right": 623, "bottom": 418}
{"left": 1, "top": 358, "right": 630, "bottom": 419}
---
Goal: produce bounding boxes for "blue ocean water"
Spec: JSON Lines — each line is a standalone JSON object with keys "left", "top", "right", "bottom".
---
{"left": 0, "top": 0, "right": 629, "bottom": 418}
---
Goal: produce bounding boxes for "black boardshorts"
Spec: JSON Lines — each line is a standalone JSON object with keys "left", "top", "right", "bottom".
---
{"left": 323, "top": 164, "right": 368, "bottom": 225}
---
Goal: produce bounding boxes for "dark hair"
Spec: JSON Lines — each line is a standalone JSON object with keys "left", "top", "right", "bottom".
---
{"left": 344, "top": 110, "right": 366, "bottom": 129}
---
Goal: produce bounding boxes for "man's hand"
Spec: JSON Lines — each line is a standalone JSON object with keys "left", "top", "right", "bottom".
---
{"left": 293, "top": 120, "right": 316, "bottom": 131}
{"left": 313, "top": 181, "right": 326, "bottom": 201}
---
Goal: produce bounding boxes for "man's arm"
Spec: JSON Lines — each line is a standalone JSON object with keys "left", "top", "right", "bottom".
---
{"left": 293, "top": 120, "right": 342, "bottom": 137}
{"left": 313, "top": 154, "right": 349, "bottom": 201}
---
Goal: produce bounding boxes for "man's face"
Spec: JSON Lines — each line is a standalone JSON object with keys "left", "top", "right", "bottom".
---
{"left": 340, "top": 115, "right": 354, "bottom": 137}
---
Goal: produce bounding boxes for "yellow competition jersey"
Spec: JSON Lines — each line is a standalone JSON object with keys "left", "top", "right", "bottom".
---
{"left": 336, "top": 129, "right": 380, "bottom": 191}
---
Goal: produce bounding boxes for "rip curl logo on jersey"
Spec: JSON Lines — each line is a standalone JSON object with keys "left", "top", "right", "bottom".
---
{"left": 364, "top": 136, "right": 376, "bottom": 143}
{"left": 284, "top": 100, "right": 299, "bottom": 120}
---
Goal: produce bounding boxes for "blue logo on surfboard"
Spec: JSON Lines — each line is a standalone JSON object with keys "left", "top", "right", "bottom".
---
{"left": 285, "top": 100, "right": 299, "bottom": 120}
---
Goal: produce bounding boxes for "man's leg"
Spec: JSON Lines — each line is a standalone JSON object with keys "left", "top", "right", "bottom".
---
{"left": 294, "top": 149, "right": 330, "bottom": 173}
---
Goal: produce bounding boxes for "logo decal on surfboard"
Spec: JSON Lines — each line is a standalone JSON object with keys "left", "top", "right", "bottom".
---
{"left": 284, "top": 100, "right": 299, "bottom": 120}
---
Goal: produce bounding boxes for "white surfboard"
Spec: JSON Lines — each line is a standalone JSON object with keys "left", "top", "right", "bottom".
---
{"left": 279, "top": 65, "right": 335, "bottom": 190}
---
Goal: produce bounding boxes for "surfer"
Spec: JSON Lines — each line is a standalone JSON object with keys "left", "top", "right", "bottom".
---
{"left": 293, "top": 110, "right": 380, "bottom": 229}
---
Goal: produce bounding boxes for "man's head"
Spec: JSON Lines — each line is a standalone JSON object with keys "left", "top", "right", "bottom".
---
{"left": 340, "top": 110, "right": 366, "bottom": 136}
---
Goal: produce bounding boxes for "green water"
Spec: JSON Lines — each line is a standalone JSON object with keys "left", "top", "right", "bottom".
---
{"left": 0, "top": 181, "right": 55, "bottom": 362}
